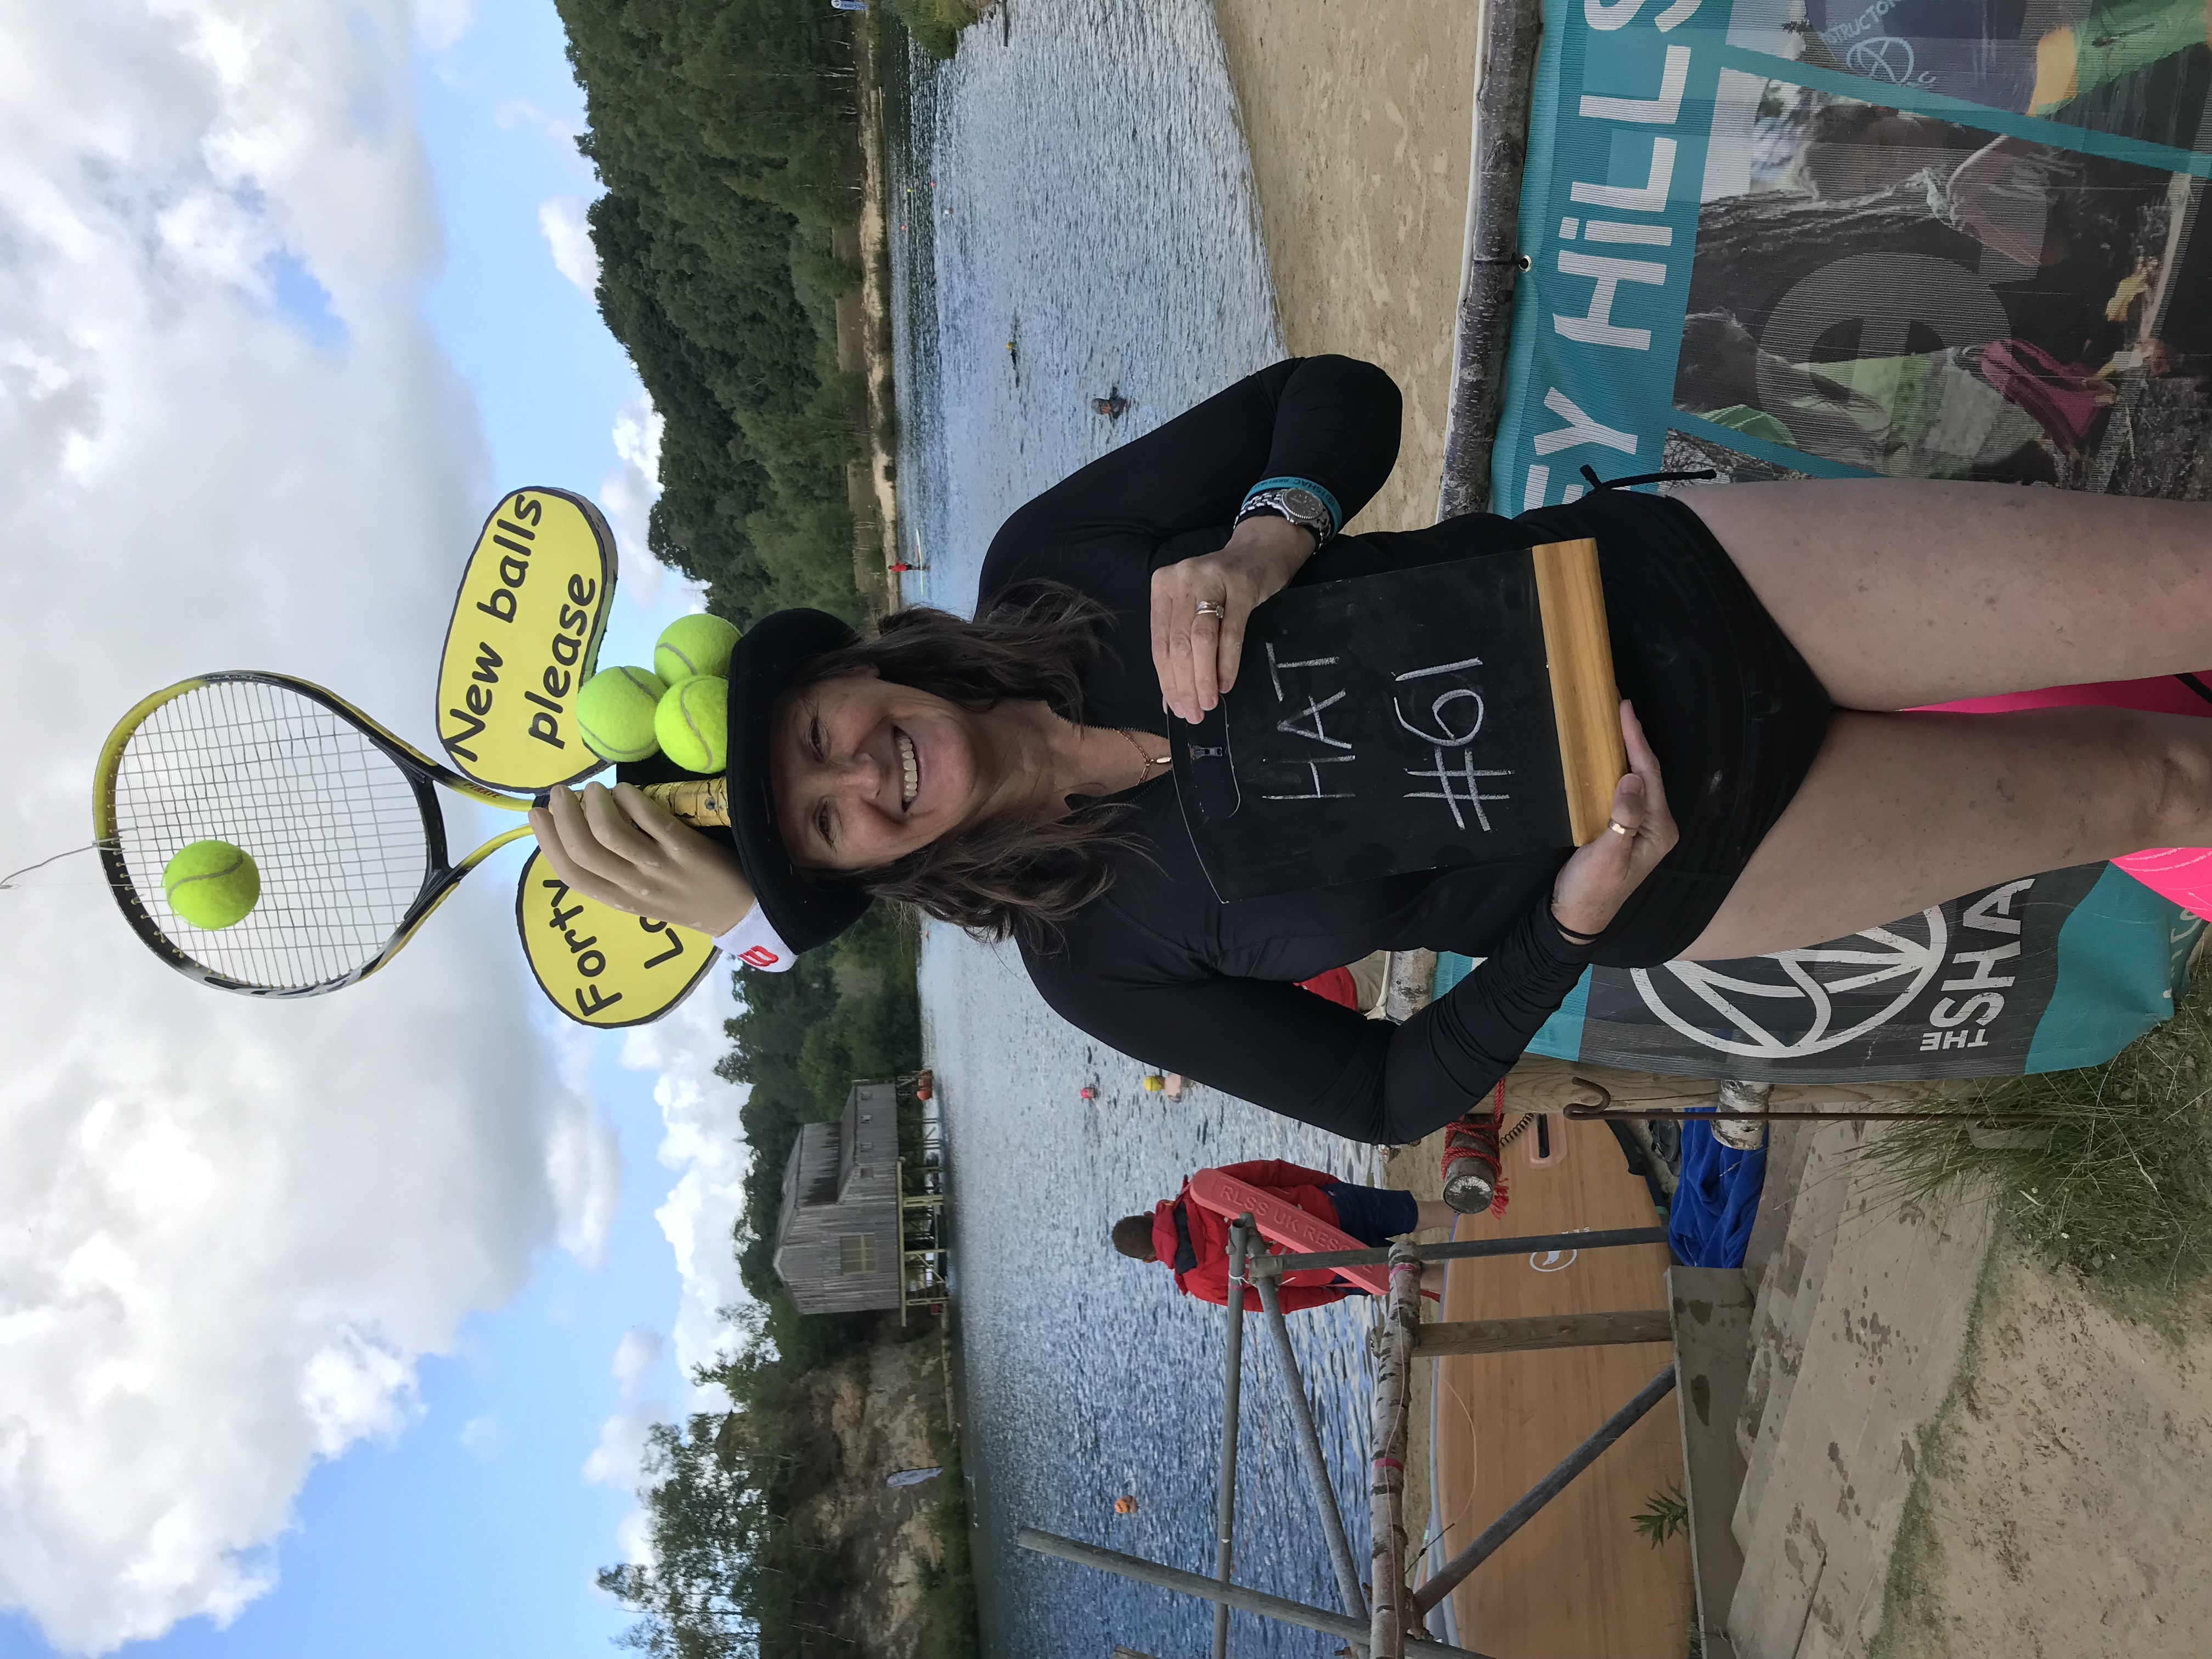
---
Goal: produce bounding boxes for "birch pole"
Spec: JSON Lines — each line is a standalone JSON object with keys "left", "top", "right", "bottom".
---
{"left": 1368, "top": 1240, "right": 1424, "bottom": 1658}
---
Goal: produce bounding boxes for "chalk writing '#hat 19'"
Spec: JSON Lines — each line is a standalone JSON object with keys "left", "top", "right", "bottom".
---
{"left": 712, "top": 607, "right": 871, "bottom": 972}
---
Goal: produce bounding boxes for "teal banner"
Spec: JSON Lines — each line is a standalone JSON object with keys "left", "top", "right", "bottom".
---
{"left": 1476, "top": 0, "right": 2212, "bottom": 1074}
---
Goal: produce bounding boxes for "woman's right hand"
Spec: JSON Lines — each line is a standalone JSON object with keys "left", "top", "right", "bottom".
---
{"left": 1151, "top": 512, "right": 1317, "bottom": 724}
{"left": 1548, "top": 702, "right": 1678, "bottom": 944}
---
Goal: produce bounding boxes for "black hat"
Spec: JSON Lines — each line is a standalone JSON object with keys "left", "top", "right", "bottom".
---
{"left": 721, "top": 608, "right": 872, "bottom": 956}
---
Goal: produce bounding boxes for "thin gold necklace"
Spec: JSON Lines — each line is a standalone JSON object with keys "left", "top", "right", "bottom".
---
{"left": 1114, "top": 726, "right": 1171, "bottom": 778}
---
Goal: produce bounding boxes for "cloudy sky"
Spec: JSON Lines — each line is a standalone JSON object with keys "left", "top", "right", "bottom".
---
{"left": 0, "top": 3, "right": 747, "bottom": 1654}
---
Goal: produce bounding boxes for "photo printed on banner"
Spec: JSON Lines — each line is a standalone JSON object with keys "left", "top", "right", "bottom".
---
{"left": 1675, "top": 71, "right": 2212, "bottom": 494}
{"left": 1726, "top": 0, "right": 2212, "bottom": 154}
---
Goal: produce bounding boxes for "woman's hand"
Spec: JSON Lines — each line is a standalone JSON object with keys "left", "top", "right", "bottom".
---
{"left": 528, "top": 781, "right": 758, "bottom": 936}
{"left": 1152, "top": 513, "right": 1317, "bottom": 724}
{"left": 1549, "top": 702, "right": 1679, "bottom": 944}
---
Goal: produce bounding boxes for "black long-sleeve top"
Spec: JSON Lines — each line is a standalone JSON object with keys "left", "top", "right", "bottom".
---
{"left": 978, "top": 356, "right": 1596, "bottom": 1146}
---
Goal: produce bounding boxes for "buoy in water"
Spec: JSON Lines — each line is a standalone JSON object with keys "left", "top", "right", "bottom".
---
{"left": 1079, "top": 1085, "right": 1098, "bottom": 1101}
{"left": 1113, "top": 1494, "right": 1138, "bottom": 1515}
{"left": 1142, "top": 1074, "right": 1165, "bottom": 1092}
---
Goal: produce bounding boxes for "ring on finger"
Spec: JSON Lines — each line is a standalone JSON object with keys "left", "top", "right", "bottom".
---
{"left": 1606, "top": 819, "right": 1633, "bottom": 837}
{"left": 1194, "top": 600, "right": 1226, "bottom": 620}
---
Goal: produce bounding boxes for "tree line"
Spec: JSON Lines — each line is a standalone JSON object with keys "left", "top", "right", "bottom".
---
{"left": 557, "top": 0, "right": 875, "bottom": 626}
{"left": 598, "top": 909, "right": 960, "bottom": 1656}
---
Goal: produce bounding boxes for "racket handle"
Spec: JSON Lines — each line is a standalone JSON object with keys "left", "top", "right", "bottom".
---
{"left": 639, "top": 778, "right": 732, "bottom": 827}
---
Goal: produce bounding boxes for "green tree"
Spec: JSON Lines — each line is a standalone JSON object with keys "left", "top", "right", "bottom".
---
{"left": 557, "top": 0, "right": 870, "bottom": 624}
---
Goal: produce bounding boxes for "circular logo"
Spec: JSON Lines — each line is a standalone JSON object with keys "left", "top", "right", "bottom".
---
{"left": 1530, "top": 1248, "right": 1580, "bottom": 1273}
{"left": 1628, "top": 907, "right": 1949, "bottom": 1060}
{"left": 1846, "top": 36, "right": 1917, "bottom": 85}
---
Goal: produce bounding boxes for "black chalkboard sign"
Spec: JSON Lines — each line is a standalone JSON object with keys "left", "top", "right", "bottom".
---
{"left": 1170, "top": 543, "right": 1618, "bottom": 900}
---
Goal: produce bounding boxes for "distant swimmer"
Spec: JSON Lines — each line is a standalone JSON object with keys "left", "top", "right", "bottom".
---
{"left": 1113, "top": 1495, "right": 1138, "bottom": 1515}
{"left": 1091, "top": 387, "right": 1130, "bottom": 420}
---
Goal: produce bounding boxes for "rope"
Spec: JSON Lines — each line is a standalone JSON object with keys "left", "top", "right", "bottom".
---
{"left": 0, "top": 842, "right": 107, "bottom": 890}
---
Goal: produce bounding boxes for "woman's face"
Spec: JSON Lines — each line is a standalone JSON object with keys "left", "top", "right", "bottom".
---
{"left": 770, "top": 671, "right": 989, "bottom": 872}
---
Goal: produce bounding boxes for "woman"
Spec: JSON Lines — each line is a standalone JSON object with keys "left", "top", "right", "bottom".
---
{"left": 529, "top": 356, "right": 2212, "bottom": 1175}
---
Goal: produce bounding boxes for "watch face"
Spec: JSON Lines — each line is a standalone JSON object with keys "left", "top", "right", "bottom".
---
{"left": 1281, "top": 487, "right": 1325, "bottom": 522}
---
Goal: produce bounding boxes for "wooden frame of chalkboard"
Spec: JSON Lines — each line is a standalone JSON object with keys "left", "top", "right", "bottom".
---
{"left": 1170, "top": 538, "right": 1626, "bottom": 901}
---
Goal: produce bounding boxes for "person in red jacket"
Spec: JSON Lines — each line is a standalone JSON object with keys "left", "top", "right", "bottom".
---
{"left": 1110, "top": 1160, "right": 1451, "bottom": 1310}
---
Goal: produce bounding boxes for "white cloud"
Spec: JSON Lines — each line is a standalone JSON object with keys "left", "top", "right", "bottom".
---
{"left": 545, "top": 1085, "right": 623, "bottom": 1271}
{"left": 582, "top": 1327, "right": 669, "bottom": 1497}
{"left": 412, "top": 0, "right": 475, "bottom": 51}
{"left": 0, "top": 3, "right": 608, "bottom": 1650}
{"left": 611, "top": 1327, "right": 665, "bottom": 1385}
{"left": 458, "top": 1415, "right": 505, "bottom": 1462}
{"left": 539, "top": 195, "right": 599, "bottom": 297}
{"left": 572, "top": 982, "right": 746, "bottom": 1563}
{"left": 582, "top": 1406, "right": 661, "bottom": 1492}
{"left": 622, "top": 977, "right": 753, "bottom": 1398}
{"left": 600, "top": 391, "right": 679, "bottom": 607}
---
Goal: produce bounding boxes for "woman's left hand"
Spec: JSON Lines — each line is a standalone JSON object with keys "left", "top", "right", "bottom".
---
{"left": 1151, "top": 513, "right": 1317, "bottom": 724}
{"left": 528, "top": 781, "right": 759, "bottom": 936}
{"left": 1549, "top": 702, "right": 1679, "bottom": 943}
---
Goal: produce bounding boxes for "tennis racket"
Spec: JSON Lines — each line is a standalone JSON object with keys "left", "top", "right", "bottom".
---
{"left": 93, "top": 670, "right": 730, "bottom": 997}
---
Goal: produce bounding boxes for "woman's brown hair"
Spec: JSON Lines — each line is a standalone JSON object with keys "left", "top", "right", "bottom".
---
{"left": 789, "top": 580, "right": 1136, "bottom": 950}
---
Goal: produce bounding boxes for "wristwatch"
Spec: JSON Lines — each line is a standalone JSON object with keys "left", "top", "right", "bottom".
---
{"left": 1237, "top": 484, "right": 1334, "bottom": 548}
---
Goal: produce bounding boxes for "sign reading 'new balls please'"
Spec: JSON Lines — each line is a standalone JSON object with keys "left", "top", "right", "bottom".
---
{"left": 435, "top": 487, "right": 616, "bottom": 792}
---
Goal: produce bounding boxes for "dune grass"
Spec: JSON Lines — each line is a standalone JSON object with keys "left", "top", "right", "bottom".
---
{"left": 1860, "top": 985, "right": 2212, "bottom": 1302}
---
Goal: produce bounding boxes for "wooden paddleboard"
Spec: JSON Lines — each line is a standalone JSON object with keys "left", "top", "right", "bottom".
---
{"left": 1424, "top": 1111, "right": 1692, "bottom": 1658}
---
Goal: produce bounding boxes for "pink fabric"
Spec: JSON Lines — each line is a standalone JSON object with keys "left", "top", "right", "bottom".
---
{"left": 1975, "top": 338, "right": 2107, "bottom": 453}
{"left": 1922, "top": 674, "right": 2212, "bottom": 918}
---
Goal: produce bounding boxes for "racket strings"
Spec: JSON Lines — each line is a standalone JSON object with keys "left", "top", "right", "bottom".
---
{"left": 109, "top": 680, "right": 434, "bottom": 989}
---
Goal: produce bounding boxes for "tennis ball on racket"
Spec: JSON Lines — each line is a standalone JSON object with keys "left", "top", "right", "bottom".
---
{"left": 654, "top": 675, "right": 729, "bottom": 774}
{"left": 653, "top": 613, "right": 740, "bottom": 685}
{"left": 162, "top": 840, "right": 260, "bottom": 930}
{"left": 577, "top": 665, "right": 668, "bottom": 763}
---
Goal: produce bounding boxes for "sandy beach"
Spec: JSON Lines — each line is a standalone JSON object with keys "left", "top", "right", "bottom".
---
{"left": 1214, "top": 1, "right": 1480, "bottom": 536}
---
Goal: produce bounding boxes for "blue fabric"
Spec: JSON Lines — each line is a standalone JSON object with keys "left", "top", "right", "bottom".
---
{"left": 1322, "top": 1181, "right": 1418, "bottom": 1247}
{"left": 1666, "top": 1114, "right": 1767, "bottom": 1269}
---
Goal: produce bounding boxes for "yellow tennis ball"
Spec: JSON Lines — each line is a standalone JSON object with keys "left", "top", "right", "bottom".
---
{"left": 577, "top": 665, "right": 668, "bottom": 763}
{"left": 162, "top": 839, "right": 260, "bottom": 929}
{"left": 654, "top": 675, "right": 729, "bottom": 774}
{"left": 653, "top": 613, "right": 740, "bottom": 685}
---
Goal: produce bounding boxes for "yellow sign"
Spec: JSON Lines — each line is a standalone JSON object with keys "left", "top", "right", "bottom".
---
{"left": 516, "top": 849, "right": 718, "bottom": 1027}
{"left": 436, "top": 488, "right": 615, "bottom": 791}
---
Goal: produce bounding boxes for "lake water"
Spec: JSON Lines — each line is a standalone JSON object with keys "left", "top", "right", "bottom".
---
{"left": 886, "top": 4, "right": 1398, "bottom": 1655}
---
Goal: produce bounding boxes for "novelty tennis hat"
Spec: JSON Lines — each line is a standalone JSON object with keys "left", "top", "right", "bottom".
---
{"left": 716, "top": 607, "right": 871, "bottom": 968}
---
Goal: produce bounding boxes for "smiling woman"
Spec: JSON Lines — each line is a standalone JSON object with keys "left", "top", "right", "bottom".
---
{"left": 532, "top": 354, "right": 2212, "bottom": 1160}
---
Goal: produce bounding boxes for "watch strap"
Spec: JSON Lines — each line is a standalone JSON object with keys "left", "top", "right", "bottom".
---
{"left": 1241, "top": 476, "right": 1342, "bottom": 539}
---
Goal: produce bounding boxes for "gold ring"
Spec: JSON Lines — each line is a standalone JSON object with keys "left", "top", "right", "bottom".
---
{"left": 1606, "top": 819, "right": 1632, "bottom": 837}
{"left": 1194, "top": 600, "right": 1226, "bottom": 619}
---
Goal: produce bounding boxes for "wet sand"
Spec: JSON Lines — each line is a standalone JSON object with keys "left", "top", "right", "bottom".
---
{"left": 1214, "top": 0, "right": 1481, "bottom": 535}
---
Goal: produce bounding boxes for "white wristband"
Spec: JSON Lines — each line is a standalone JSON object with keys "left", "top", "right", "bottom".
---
{"left": 711, "top": 904, "right": 797, "bottom": 972}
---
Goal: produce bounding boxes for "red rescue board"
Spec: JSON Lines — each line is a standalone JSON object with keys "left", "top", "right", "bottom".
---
{"left": 1186, "top": 1168, "right": 1392, "bottom": 1297}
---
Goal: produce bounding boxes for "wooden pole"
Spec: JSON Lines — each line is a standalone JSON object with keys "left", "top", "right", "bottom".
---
{"left": 1410, "top": 1363, "right": 1679, "bottom": 1617}
{"left": 1436, "top": 0, "right": 1545, "bottom": 520}
{"left": 1015, "top": 1528, "right": 1498, "bottom": 1659}
{"left": 1212, "top": 1219, "right": 1251, "bottom": 1659}
{"left": 1369, "top": 1240, "right": 1424, "bottom": 1658}
{"left": 1252, "top": 1272, "right": 1369, "bottom": 1630}
{"left": 1413, "top": 1308, "right": 1674, "bottom": 1358}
